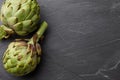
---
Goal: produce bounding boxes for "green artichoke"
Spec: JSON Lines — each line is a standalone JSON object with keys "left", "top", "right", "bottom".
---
{"left": 0, "top": 0, "right": 40, "bottom": 39}
{"left": 2, "top": 21, "right": 48, "bottom": 76}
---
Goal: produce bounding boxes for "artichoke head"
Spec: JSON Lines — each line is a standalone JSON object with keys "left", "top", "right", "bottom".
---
{"left": 0, "top": 0, "right": 40, "bottom": 36}
{"left": 3, "top": 39, "right": 41, "bottom": 76}
{"left": 2, "top": 21, "right": 48, "bottom": 76}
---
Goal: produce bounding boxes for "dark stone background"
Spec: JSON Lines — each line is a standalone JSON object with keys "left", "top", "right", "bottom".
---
{"left": 1, "top": 0, "right": 120, "bottom": 80}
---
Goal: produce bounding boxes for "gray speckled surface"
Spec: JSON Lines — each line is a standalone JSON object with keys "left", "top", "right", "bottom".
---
{"left": 1, "top": 0, "right": 120, "bottom": 80}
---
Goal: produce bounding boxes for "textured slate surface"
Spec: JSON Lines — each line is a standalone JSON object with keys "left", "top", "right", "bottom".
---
{"left": 1, "top": 0, "right": 120, "bottom": 80}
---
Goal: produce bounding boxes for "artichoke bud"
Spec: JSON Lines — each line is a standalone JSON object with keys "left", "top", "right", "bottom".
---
{"left": 0, "top": 0, "right": 41, "bottom": 39}
{"left": 2, "top": 21, "right": 48, "bottom": 76}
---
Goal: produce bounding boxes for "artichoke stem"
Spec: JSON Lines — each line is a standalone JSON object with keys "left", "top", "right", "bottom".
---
{"left": 36, "top": 21, "right": 48, "bottom": 42}
{"left": 0, "top": 27, "right": 6, "bottom": 40}
{"left": 29, "top": 21, "right": 48, "bottom": 44}
{"left": 0, "top": 25, "right": 14, "bottom": 40}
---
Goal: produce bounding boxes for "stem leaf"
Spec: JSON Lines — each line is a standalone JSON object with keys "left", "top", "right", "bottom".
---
{"left": 0, "top": 27, "right": 6, "bottom": 40}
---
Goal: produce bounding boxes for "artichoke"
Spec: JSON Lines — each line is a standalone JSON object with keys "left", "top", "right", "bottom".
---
{"left": 0, "top": 0, "right": 40, "bottom": 39}
{"left": 2, "top": 21, "right": 48, "bottom": 76}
